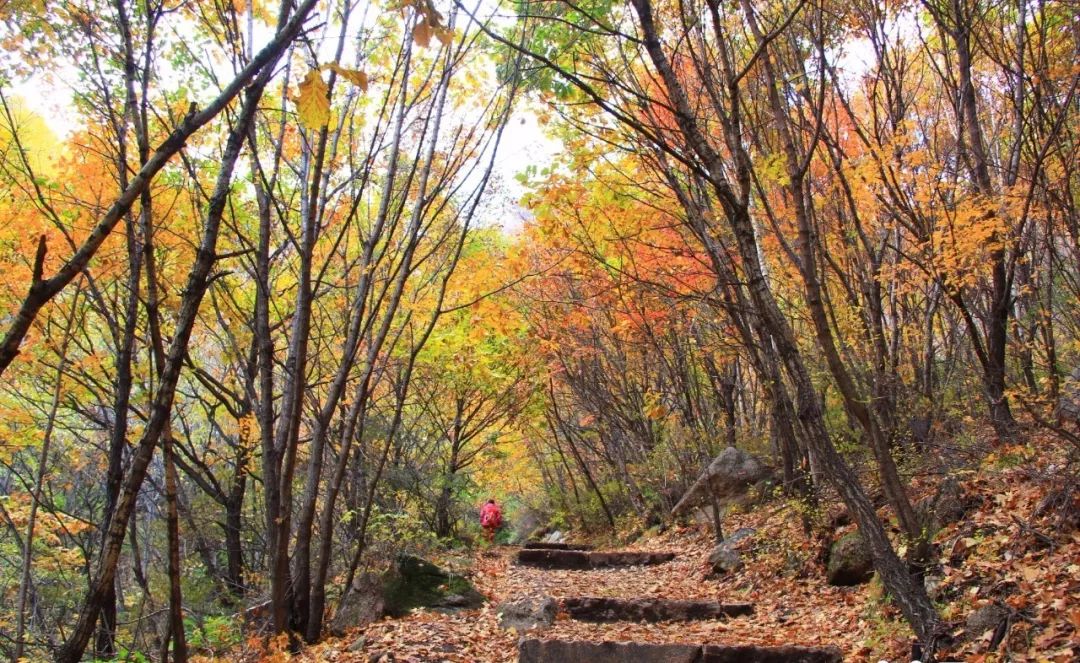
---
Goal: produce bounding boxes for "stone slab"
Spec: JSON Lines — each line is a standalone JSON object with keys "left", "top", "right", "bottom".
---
{"left": 523, "top": 541, "right": 594, "bottom": 551}
{"left": 518, "top": 640, "right": 843, "bottom": 663}
{"left": 516, "top": 549, "right": 676, "bottom": 569}
{"left": 516, "top": 643, "right": 842, "bottom": 660}
{"left": 562, "top": 597, "right": 753, "bottom": 622}
{"left": 518, "top": 639, "right": 700, "bottom": 663}
{"left": 701, "top": 644, "right": 843, "bottom": 662}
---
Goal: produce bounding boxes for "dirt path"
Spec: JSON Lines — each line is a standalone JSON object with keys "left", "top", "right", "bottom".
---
{"left": 298, "top": 523, "right": 910, "bottom": 662}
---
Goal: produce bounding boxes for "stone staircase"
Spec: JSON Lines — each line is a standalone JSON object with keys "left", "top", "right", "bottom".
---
{"left": 514, "top": 541, "right": 843, "bottom": 662}
{"left": 518, "top": 639, "right": 843, "bottom": 663}
{"left": 516, "top": 548, "right": 676, "bottom": 569}
{"left": 561, "top": 596, "right": 753, "bottom": 622}
{"left": 521, "top": 541, "right": 594, "bottom": 551}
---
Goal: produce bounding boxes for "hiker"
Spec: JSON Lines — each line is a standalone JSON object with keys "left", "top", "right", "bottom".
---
{"left": 480, "top": 499, "right": 502, "bottom": 543}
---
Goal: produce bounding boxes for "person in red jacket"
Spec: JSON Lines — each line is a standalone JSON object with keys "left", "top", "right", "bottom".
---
{"left": 479, "top": 499, "right": 502, "bottom": 543}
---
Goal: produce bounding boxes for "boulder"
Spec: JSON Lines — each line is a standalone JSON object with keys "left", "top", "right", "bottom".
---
{"left": 909, "top": 415, "right": 933, "bottom": 449}
{"left": 671, "top": 447, "right": 772, "bottom": 517}
{"left": 708, "top": 544, "right": 743, "bottom": 575}
{"left": 381, "top": 554, "right": 485, "bottom": 617}
{"left": 348, "top": 636, "right": 367, "bottom": 652}
{"left": 542, "top": 530, "right": 566, "bottom": 544}
{"left": 916, "top": 477, "right": 971, "bottom": 535}
{"left": 725, "top": 527, "right": 757, "bottom": 545}
{"left": 923, "top": 574, "right": 945, "bottom": 601}
{"left": 496, "top": 595, "right": 557, "bottom": 631}
{"left": 826, "top": 532, "right": 874, "bottom": 586}
{"left": 1056, "top": 367, "right": 1080, "bottom": 423}
{"left": 707, "top": 527, "right": 755, "bottom": 576}
{"left": 329, "top": 572, "right": 386, "bottom": 636}
{"left": 507, "top": 507, "right": 544, "bottom": 545}
{"left": 330, "top": 555, "right": 485, "bottom": 633}
{"left": 965, "top": 603, "right": 1008, "bottom": 638}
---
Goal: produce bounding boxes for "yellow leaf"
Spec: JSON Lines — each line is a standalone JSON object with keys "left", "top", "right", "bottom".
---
{"left": 324, "top": 63, "right": 369, "bottom": 92}
{"left": 295, "top": 69, "right": 330, "bottom": 130}
{"left": 434, "top": 26, "right": 453, "bottom": 45}
{"left": 413, "top": 20, "right": 433, "bottom": 48}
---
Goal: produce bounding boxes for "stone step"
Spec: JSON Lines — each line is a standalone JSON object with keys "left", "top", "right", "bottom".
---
{"left": 523, "top": 541, "right": 594, "bottom": 551}
{"left": 516, "top": 549, "right": 675, "bottom": 569}
{"left": 518, "top": 639, "right": 843, "bottom": 663}
{"left": 561, "top": 596, "right": 753, "bottom": 623}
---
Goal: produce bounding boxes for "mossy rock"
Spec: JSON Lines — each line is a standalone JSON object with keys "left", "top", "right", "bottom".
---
{"left": 826, "top": 531, "right": 874, "bottom": 586}
{"left": 382, "top": 554, "right": 485, "bottom": 617}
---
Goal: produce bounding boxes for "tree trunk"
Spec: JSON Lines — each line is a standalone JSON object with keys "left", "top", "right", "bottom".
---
{"left": 628, "top": 0, "right": 941, "bottom": 647}
{"left": 52, "top": 6, "right": 311, "bottom": 653}
{"left": 164, "top": 433, "right": 187, "bottom": 663}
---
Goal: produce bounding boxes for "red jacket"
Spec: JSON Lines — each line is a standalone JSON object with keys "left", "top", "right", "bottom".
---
{"left": 480, "top": 502, "right": 502, "bottom": 528}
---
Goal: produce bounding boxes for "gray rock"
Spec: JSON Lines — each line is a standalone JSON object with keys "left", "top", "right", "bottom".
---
{"left": 826, "top": 531, "right": 874, "bottom": 586}
{"left": 726, "top": 527, "right": 757, "bottom": 544}
{"left": 496, "top": 595, "right": 556, "bottom": 631}
{"left": 507, "top": 507, "right": 543, "bottom": 545}
{"left": 671, "top": 447, "right": 773, "bottom": 517}
{"left": 924, "top": 574, "right": 945, "bottom": 600}
{"left": 707, "top": 527, "right": 756, "bottom": 575}
{"left": 329, "top": 572, "right": 385, "bottom": 637}
{"left": 542, "top": 529, "right": 565, "bottom": 544}
{"left": 708, "top": 544, "right": 743, "bottom": 575}
{"left": 348, "top": 636, "right": 367, "bottom": 652}
{"left": 382, "top": 554, "right": 485, "bottom": 616}
{"left": 1056, "top": 367, "right": 1080, "bottom": 423}
{"left": 966, "top": 604, "right": 1008, "bottom": 637}
{"left": 331, "top": 554, "right": 485, "bottom": 633}
{"left": 916, "top": 477, "right": 971, "bottom": 535}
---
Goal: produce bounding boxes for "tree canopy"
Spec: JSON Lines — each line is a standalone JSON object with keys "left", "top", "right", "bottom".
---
{"left": 0, "top": 0, "right": 1077, "bottom": 660}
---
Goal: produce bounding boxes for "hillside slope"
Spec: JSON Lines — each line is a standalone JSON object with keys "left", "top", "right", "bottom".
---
{"left": 254, "top": 439, "right": 1079, "bottom": 662}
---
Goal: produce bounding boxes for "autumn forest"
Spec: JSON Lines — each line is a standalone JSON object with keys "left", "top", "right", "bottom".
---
{"left": 0, "top": 0, "right": 1077, "bottom": 660}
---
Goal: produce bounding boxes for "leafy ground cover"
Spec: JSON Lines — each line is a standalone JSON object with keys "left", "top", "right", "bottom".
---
{"left": 250, "top": 439, "right": 1080, "bottom": 663}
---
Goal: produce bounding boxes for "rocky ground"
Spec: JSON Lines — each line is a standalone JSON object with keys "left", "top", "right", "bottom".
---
{"left": 224, "top": 439, "right": 1078, "bottom": 663}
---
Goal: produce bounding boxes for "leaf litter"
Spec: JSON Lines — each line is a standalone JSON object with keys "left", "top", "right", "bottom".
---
{"left": 293, "top": 440, "right": 1077, "bottom": 663}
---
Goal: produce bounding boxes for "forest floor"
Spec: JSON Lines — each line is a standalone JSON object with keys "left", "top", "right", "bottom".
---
{"left": 278, "top": 439, "right": 1079, "bottom": 663}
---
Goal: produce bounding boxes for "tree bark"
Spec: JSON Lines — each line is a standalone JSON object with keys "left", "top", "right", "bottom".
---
{"left": 52, "top": 3, "right": 315, "bottom": 655}
{"left": 628, "top": 0, "right": 941, "bottom": 647}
